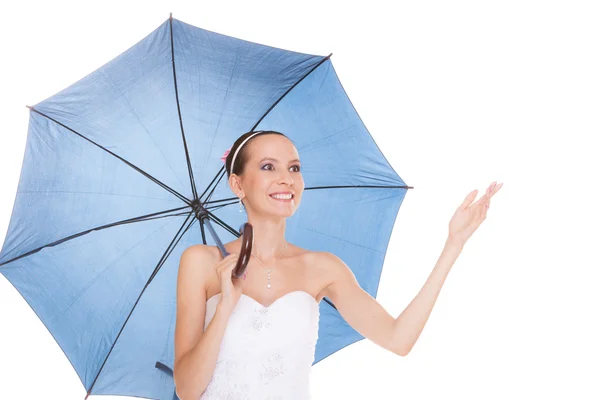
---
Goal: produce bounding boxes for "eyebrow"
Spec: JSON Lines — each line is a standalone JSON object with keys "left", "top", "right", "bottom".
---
{"left": 259, "top": 157, "right": 301, "bottom": 164}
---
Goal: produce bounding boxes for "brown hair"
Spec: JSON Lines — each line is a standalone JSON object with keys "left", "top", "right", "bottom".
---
{"left": 225, "top": 130, "right": 289, "bottom": 177}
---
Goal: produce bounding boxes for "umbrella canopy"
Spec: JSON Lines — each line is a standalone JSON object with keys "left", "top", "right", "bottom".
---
{"left": 0, "top": 15, "right": 412, "bottom": 400}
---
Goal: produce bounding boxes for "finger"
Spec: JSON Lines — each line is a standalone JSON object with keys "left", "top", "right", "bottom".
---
{"left": 217, "top": 257, "right": 238, "bottom": 276}
{"left": 472, "top": 190, "right": 490, "bottom": 208}
{"left": 475, "top": 193, "right": 490, "bottom": 215}
{"left": 223, "top": 257, "right": 239, "bottom": 275}
{"left": 485, "top": 184, "right": 499, "bottom": 204}
{"left": 471, "top": 183, "right": 499, "bottom": 214}
{"left": 482, "top": 197, "right": 490, "bottom": 215}
{"left": 483, "top": 183, "right": 497, "bottom": 201}
{"left": 461, "top": 190, "right": 478, "bottom": 209}
{"left": 492, "top": 182, "right": 503, "bottom": 195}
{"left": 482, "top": 202, "right": 489, "bottom": 219}
{"left": 219, "top": 257, "right": 236, "bottom": 272}
{"left": 221, "top": 252, "right": 238, "bottom": 264}
{"left": 215, "top": 252, "right": 236, "bottom": 269}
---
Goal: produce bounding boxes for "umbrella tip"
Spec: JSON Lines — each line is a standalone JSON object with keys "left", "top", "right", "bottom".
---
{"left": 26, "top": 105, "right": 33, "bottom": 110}
{"left": 170, "top": 12, "right": 173, "bottom": 19}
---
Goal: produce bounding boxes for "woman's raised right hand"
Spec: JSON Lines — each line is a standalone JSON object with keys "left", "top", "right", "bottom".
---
{"left": 214, "top": 252, "right": 246, "bottom": 312}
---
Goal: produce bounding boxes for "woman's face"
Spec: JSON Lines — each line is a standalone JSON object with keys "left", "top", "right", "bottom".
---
{"left": 232, "top": 134, "right": 304, "bottom": 218}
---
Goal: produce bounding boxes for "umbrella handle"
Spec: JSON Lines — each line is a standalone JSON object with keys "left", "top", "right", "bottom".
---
{"left": 202, "top": 219, "right": 253, "bottom": 279}
{"left": 234, "top": 223, "right": 253, "bottom": 278}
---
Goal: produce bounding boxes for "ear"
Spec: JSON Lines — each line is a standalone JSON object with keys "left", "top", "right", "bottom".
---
{"left": 229, "top": 174, "right": 244, "bottom": 197}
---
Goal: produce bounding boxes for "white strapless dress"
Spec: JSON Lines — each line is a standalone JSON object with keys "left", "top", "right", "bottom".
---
{"left": 196, "top": 290, "right": 320, "bottom": 400}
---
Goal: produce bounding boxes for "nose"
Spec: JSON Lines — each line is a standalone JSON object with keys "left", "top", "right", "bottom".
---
{"left": 279, "top": 169, "right": 294, "bottom": 186}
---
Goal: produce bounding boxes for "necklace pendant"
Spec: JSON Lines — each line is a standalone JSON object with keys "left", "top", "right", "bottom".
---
{"left": 251, "top": 242, "right": 287, "bottom": 292}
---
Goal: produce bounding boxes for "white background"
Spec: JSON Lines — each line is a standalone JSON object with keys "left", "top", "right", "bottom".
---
{"left": 1, "top": 0, "right": 599, "bottom": 399}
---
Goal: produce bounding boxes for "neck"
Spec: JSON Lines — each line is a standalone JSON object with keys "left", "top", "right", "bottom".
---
{"left": 244, "top": 215, "right": 288, "bottom": 260}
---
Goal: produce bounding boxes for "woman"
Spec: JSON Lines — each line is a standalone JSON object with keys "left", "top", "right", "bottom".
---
{"left": 173, "top": 130, "right": 502, "bottom": 399}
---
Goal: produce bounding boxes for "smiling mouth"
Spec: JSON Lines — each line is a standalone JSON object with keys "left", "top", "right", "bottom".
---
{"left": 269, "top": 194, "right": 294, "bottom": 201}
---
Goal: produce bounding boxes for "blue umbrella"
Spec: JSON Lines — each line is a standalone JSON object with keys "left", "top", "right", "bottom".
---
{"left": 0, "top": 14, "right": 412, "bottom": 400}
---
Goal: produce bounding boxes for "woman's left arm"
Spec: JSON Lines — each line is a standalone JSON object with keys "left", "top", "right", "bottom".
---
{"left": 321, "top": 181, "right": 503, "bottom": 356}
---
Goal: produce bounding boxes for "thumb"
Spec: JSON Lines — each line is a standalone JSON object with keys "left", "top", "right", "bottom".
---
{"left": 461, "top": 190, "right": 478, "bottom": 209}
{"left": 227, "top": 260, "right": 238, "bottom": 275}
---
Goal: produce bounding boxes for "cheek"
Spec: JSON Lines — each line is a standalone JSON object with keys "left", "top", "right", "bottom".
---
{"left": 294, "top": 179, "right": 305, "bottom": 197}
{"left": 252, "top": 177, "right": 272, "bottom": 192}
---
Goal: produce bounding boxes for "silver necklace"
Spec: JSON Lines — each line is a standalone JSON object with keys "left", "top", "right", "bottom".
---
{"left": 251, "top": 242, "right": 288, "bottom": 289}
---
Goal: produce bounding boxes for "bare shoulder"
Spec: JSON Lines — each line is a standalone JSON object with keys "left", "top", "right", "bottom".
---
{"left": 176, "top": 243, "right": 219, "bottom": 313}
{"left": 315, "top": 251, "right": 344, "bottom": 267}
{"left": 174, "top": 244, "right": 218, "bottom": 374}
{"left": 293, "top": 247, "right": 332, "bottom": 275}
{"left": 314, "top": 251, "right": 357, "bottom": 294}
{"left": 314, "top": 251, "right": 351, "bottom": 275}
{"left": 300, "top": 250, "right": 356, "bottom": 300}
{"left": 178, "top": 244, "right": 217, "bottom": 284}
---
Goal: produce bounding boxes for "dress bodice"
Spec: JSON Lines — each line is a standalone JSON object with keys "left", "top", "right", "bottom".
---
{"left": 195, "top": 290, "right": 320, "bottom": 399}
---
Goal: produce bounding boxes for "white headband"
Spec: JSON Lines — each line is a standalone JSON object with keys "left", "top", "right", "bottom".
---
{"left": 229, "top": 131, "right": 264, "bottom": 174}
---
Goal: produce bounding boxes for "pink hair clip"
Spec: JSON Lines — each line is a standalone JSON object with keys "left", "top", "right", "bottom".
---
{"left": 220, "top": 147, "right": 231, "bottom": 163}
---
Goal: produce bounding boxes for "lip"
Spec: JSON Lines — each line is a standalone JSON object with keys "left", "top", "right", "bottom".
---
{"left": 269, "top": 192, "right": 294, "bottom": 202}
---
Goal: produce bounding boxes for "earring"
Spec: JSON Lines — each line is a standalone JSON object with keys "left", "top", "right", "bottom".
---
{"left": 239, "top": 197, "right": 244, "bottom": 213}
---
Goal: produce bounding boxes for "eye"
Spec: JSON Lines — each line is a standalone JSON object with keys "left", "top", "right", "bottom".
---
{"left": 261, "top": 163, "right": 301, "bottom": 172}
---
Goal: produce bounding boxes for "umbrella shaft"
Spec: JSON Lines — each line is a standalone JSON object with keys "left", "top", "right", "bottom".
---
{"left": 202, "top": 217, "right": 229, "bottom": 258}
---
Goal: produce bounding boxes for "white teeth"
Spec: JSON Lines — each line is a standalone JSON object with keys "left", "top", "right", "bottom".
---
{"left": 270, "top": 194, "right": 293, "bottom": 200}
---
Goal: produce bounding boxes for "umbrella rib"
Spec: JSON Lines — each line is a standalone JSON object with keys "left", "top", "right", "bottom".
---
{"left": 0, "top": 205, "right": 190, "bottom": 268}
{"left": 251, "top": 53, "right": 332, "bottom": 131}
{"left": 199, "top": 166, "right": 227, "bottom": 203}
{"left": 200, "top": 185, "right": 413, "bottom": 208}
{"left": 206, "top": 200, "right": 238, "bottom": 212}
{"left": 305, "top": 184, "right": 414, "bottom": 190}
{"left": 147, "top": 214, "right": 197, "bottom": 285}
{"left": 26, "top": 107, "right": 192, "bottom": 206}
{"left": 204, "top": 210, "right": 241, "bottom": 237}
{"left": 204, "top": 169, "right": 226, "bottom": 204}
{"left": 85, "top": 210, "right": 196, "bottom": 399}
{"left": 169, "top": 14, "right": 199, "bottom": 201}
{"left": 323, "top": 297, "right": 337, "bottom": 310}
{"left": 204, "top": 196, "right": 238, "bottom": 205}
